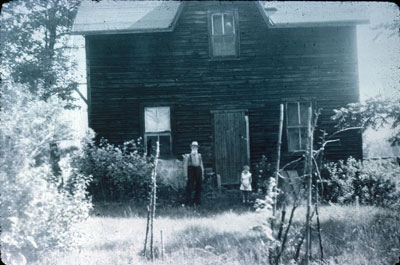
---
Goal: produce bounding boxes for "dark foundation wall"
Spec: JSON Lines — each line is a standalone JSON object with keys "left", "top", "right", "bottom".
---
{"left": 86, "top": 1, "right": 362, "bottom": 168}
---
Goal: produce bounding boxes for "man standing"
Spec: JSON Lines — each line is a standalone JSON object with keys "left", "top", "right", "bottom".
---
{"left": 183, "top": 141, "right": 204, "bottom": 205}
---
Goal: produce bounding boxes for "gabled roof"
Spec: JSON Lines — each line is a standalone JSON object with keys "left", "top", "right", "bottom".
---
{"left": 71, "top": 0, "right": 183, "bottom": 35}
{"left": 257, "top": 1, "right": 369, "bottom": 28}
{"left": 72, "top": 1, "right": 369, "bottom": 35}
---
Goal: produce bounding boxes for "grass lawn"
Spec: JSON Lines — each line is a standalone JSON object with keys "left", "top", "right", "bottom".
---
{"left": 34, "top": 194, "right": 400, "bottom": 265}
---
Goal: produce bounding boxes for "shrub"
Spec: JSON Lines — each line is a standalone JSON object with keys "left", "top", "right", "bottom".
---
{"left": 0, "top": 83, "right": 92, "bottom": 264}
{"left": 72, "top": 133, "right": 155, "bottom": 202}
{"left": 322, "top": 157, "right": 400, "bottom": 208}
{"left": 253, "top": 177, "right": 277, "bottom": 242}
{"left": 254, "top": 155, "right": 274, "bottom": 193}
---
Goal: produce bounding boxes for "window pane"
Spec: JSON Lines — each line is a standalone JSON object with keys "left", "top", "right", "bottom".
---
{"left": 300, "top": 102, "right": 311, "bottom": 126}
{"left": 288, "top": 128, "right": 300, "bottom": 151}
{"left": 223, "top": 13, "right": 234, "bottom": 34}
{"left": 145, "top": 107, "right": 171, "bottom": 133}
{"left": 223, "top": 35, "right": 236, "bottom": 56}
{"left": 146, "top": 136, "right": 158, "bottom": 156}
{"left": 145, "top": 108, "right": 157, "bottom": 132}
{"left": 300, "top": 127, "right": 309, "bottom": 150}
{"left": 157, "top": 107, "right": 171, "bottom": 132}
{"left": 287, "top": 103, "right": 299, "bottom": 126}
{"left": 159, "top": 135, "right": 171, "bottom": 157}
{"left": 212, "top": 14, "right": 223, "bottom": 35}
{"left": 212, "top": 36, "right": 224, "bottom": 56}
{"left": 213, "top": 35, "right": 236, "bottom": 57}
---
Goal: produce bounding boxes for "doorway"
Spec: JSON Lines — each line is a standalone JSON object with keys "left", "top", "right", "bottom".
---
{"left": 212, "top": 110, "right": 250, "bottom": 184}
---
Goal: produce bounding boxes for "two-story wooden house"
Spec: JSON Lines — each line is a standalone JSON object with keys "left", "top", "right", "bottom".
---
{"left": 72, "top": 1, "right": 367, "bottom": 185}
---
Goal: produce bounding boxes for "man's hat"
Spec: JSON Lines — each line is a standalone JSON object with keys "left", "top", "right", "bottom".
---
{"left": 190, "top": 141, "right": 199, "bottom": 147}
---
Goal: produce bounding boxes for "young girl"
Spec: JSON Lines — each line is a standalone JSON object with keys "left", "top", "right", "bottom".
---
{"left": 240, "top": 165, "right": 252, "bottom": 203}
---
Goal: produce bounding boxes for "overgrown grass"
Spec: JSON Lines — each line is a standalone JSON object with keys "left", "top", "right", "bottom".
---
{"left": 33, "top": 202, "right": 399, "bottom": 265}
{"left": 309, "top": 205, "right": 400, "bottom": 265}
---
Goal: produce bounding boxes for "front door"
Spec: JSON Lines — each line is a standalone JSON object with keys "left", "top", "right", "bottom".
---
{"left": 213, "top": 110, "right": 249, "bottom": 184}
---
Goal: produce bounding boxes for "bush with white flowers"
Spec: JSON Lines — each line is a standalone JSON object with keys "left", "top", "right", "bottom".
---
{"left": 0, "top": 83, "right": 92, "bottom": 264}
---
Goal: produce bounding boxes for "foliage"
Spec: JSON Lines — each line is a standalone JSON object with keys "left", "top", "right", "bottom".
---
{"left": 254, "top": 155, "right": 274, "bottom": 193}
{"left": 72, "top": 134, "right": 155, "bottom": 202}
{"left": 0, "top": 0, "right": 81, "bottom": 104}
{"left": 332, "top": 97, "right": 400, "bottom": 146}
{"left": 0, "top": 83, "right": 92, "bottom": 264}
{"left": 321, "top": 157, "right": 400, "bottom": 208}
{"left": 253, "top": 177, "right": 278, "bottom": 241}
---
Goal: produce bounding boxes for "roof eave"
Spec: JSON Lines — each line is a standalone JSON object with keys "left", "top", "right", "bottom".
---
{"left": 256, "top": 1, "right": 370, "bottom": 29}
{"left": 70, "top": 26, "right": 174, "bottom": 36}
{"left": 268, "top": 19, "right": 370, "bottom": 29}
{"left": 256, "top": 1, "right": 274, "bottom": 27}
{"left": 71, "top": 1, "right": 185, "bottom": 36}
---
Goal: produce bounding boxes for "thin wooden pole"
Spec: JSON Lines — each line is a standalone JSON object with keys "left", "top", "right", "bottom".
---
{"left": 150, "top": 141, "right": 160, "bottom": 261}
{"left": 277, "top": 204, "right": 286, "bottom": 241}
{"left": 160, "top": 230, "right": 165, "bottom": 261}
{"left": 273, "top": 104, "right": 284, "bottom": 227}
{"left": 275, "top": 203, "right": 297, "bottom": 265}
{"left": 143, "top": 202, "right": 151, "bottom": 257}
{"left": 315, "top": 195, "right": 324, "bottom": 260}
{"left": 295, "top": 210, "right": 315, "bottom": 262}
{"left": 312, "top": 157, "right": 325, "bottom": 261}
{"left": 318, "top": 129, "right": 326, "bottom": 199}
{"left": 305, "top": 106, "right": 313, "bottom": 265}
{"left": 245, "top": 115, "right": 250, "bottom": 165}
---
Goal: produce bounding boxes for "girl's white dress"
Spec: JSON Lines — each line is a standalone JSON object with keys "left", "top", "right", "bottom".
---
{"left": 240, "top": 172, "right": 252, "bottom": 191}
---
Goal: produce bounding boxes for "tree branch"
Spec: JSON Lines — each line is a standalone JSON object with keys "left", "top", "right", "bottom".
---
{"left": 314, "top": 139, "right": 341, "bottom": 157}
{"left": 73, "top": 87, "right": 87, "bottom": 105}
{"left": 281, "top": 156, "right": 305, "bottom": 171}
{"left": 328, "top": 127, "right": 363, "bottom": 139}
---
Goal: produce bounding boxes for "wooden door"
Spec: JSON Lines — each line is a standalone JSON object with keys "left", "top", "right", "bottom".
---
{"left": 213, "top": 110, "right": 249, "bottom": 184}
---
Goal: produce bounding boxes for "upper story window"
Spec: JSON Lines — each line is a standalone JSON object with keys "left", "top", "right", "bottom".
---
{"left": 286, "top": 102, "right": 312, "bottom": 152}
{"left": 144, "top": 106, "right": 172, "bottom": 157}
{"left": 210, "top": 11, "right": 238, "bottom": 58}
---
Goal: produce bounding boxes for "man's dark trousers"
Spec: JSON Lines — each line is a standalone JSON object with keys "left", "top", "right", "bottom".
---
{"left": 185, "top": 165, "right": 202, "bottom": 205}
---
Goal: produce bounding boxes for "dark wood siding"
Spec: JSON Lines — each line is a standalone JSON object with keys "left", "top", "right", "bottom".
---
{"left": 86, "top": 1, "right": 362, "bottom": 169}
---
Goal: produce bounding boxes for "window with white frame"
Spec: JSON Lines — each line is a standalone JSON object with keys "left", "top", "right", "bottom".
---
{"left": 286, "top": 102, "right": 312, "bottom": 152}
{"left": 144, "top": 106, "right": 172, "bottom": 157}
{"left": 210, "top": 11, "right": 237, "bottom": 57}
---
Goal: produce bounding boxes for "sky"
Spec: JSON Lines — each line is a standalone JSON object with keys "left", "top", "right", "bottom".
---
{"left": 354, "top": 2, "right": 399, "bottom": 156}
{"left": 356, "top": 2, "right": 399, "bottom": 99}
{"left": 67, "top": 2, "right": 400, "bottom": 155}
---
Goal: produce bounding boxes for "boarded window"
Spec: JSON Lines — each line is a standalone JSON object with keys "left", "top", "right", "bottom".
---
{"left": 210, "top": 12, "right": 237, "bottom": 57}
{"left": 286, "top": 102, "right": 312, "bottom": 152}
{"left": 144, "top": 107, "right": 172, "bottom": 157}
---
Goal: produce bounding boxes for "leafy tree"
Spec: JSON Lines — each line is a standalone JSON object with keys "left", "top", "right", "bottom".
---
{"left": 0, "top": 0, "right": 81, "bottom": 104}
{"left": 332, "top": 97, "right": 400, "bottom": 146}
{"left": 0, "top": 82, "right": 92, "bottom": 264}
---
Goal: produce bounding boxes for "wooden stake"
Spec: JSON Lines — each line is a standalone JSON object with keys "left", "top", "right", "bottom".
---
{"left": 311, "top": 158, "right": 324, "bottom": 261}
{"left": 294, "top": 210, "right": 315, "bottom": 262}
{"left": 276, "top": 203, "right": 297, "bottom": 265}
{"left": 277, "top": 204, "right": 286, "bottom": 241}
{"left": 273, "top": 104, "right": 284, "bottom": 228}
{"left": 315, "top": 196, "right": 324, "bottom": 260}
{"left": 305, "top": 106, "right": 313, "bottom": 265}
{"left": 160, "top": 230, "right": 165, "bottom": 261}
{"left": 143, "top": 202, "right": 151, "bottom": 257}
{"left": 150, "top": 141, "right": 160, "bottom": 261}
